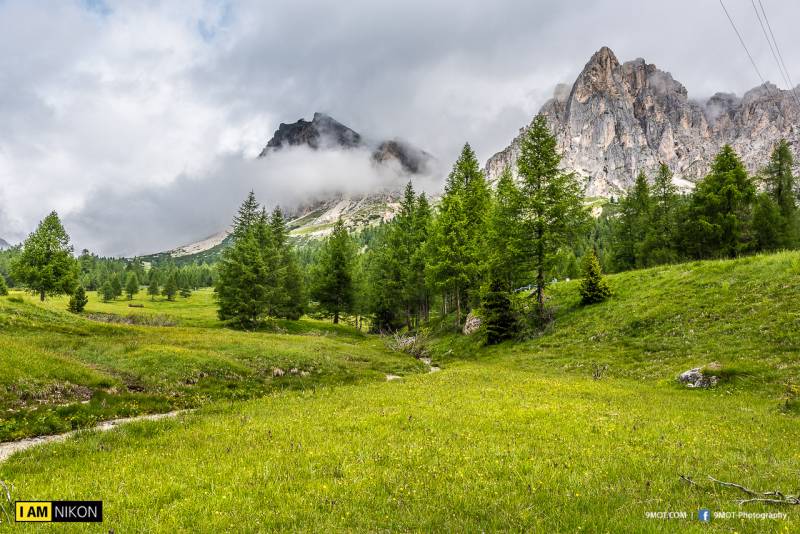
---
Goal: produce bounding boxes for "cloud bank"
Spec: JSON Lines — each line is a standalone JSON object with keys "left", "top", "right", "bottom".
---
{"left": 1, "top": 0, "right": 799, "bottom": 255}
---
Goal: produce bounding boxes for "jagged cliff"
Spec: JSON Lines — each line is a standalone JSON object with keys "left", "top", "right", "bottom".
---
{"left": 486, "top": 46, "right": 800, "bottom": 196}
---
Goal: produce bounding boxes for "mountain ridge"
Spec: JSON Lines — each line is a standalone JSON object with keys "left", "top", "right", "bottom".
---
{"left": 486, "top": 46, "right": 800, "bottom": 196}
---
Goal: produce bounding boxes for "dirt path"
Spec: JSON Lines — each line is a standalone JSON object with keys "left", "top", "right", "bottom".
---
{"left": 0, "top": 410, "right": 188, "bottom": 464}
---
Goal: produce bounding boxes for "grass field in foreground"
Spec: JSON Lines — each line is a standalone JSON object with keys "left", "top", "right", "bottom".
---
{"left": 1, "top": 252, "right": 799, "bottom": 531}
{"left": 1, "top": 362, "right": 797, "bottom": 532}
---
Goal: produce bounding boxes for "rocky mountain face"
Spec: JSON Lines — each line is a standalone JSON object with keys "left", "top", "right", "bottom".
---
{"left": 486, "top": 46, "right": 800, "bottom": 196}
{"left": 259, "top": 112, "right": 432, "bottom": 175}
{"left": 0, "top": 238, "right": 9, "bottom": 250}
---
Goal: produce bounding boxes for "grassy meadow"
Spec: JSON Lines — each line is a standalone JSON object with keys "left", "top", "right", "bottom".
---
{"left": 1, "top": 252, "right": 799, "bottom": 531}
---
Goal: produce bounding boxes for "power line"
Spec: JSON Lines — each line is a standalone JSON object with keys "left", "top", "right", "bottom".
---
{"left": 718, "top": 0, "right": 775, "bottom": 98}
{"left": 750, "top": 0, "right": 792, "bottom": 91}
{"left": 756, "top": 0, "right": 800, "bottom": 107}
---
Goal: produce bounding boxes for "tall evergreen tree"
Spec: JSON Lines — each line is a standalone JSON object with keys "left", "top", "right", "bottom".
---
{"left": 231, "top": 191, "right": 261, "bottom": 240}
{"left": 481, "top": 273, "right": 516, "bottom": 345}
{"left": 312, "top": 218, "right": 355, "bottom": 324}
{"left": 0, "top": 274, "right": 8, "bottom": 296}
{"left": 125, "top": 273, "right": 140, "bottom": 300}
{"left": 642, "top": 163, "right": 679, "bottom": 265}
{"left": 485, "top": 167, "right": 527, "bottom": 292}
{"left": 684, "top": 145, "right": 756, "bottom": 258}
{"left": 162, "top": 273, "right": 178, "bottom": 301}
{"left": 613, "top": 171, "right": 651, "bottom": 270}
{"left": 761, "top": 139, "right": 798, "bottom": 247}
{"left": 11, "top": 211, "right": 78, "bottom": 301}
{"left": 100, "top": 280, "right": 115, "bottom": 302}
{"left": 752, "top": 193, "right": 783, "bottom": 251}
{"left": 147, "top": 273, "right": 160, "bottom": 301}
{"left": 110, "top": 274, "right": 123, "bottom": 299}
{"left": 427, "top": 144, "right": 489, "bottom": 326}
{"left": 269, "top": 206, "right": 306, "bottom": 319}
{"left": 516, "top": 115, "right": 588, "bottom": 320}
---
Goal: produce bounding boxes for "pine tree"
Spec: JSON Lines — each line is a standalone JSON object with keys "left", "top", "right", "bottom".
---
{"left": 216, "top": 232, "right": 271, "bottom": 327}
{"left": 110, "top": 274, "right": 123, "bottom": 299}
{"left": 311, "top": 218, "right": 355, "bottom": 324}
{"left": 269, "top": 206, "right": 305, "bottom": 319}
{"left": 481, "top": 274, "right": 516, "bottom": 345}
{"left": 485, "top": 167, "right": 527, "bottom": 292}
{"left": 68, "top": 285, "right": 89, "bottom": 313}
{"left": 11, "top": 211, "right": 78, "bottom": 301}
{"left": 684, "top": 145, "right": 756, "bottom": 258}
{"left": 752, "top": 193, "right": 782, "bottom": 251}
{"left": 0, "top": 274, "right": 8, "bottom": 296}
{"left": 179, "top": 282, "right": 192, "bottom": 299}
{"left": 231, "top": 191, "right": 261, "bottom": 240}
{"left": 613, "top": 171, "right": 651, "bottom": 270}
{"left": 100, "top": 280, "right": 115, "bottom": 302}
{"left": 516, "top": 115, "right": 588, "bottom": 320}
{"left": 162, "top": 273, "right": 178, "bottom": 301}
{"left": 125, "top": 273, "right": 139, "bottom": 300}
{"left": 427, "top": 144, "right": 489, "bottom": 326}
{"left": 761, "top": 139, "right": 798, "bottom": 247}
{"left": 642, "top": 163, "right": 679, "bottom": 265}
{"left": 147, "top": 275, "right": 160, "bottom": 301}
{"left": 579, "top": 249, "right": 611, "bottom": 305}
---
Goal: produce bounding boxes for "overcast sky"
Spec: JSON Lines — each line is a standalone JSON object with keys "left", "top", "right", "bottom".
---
{"left": 1, "top": 0, "right": 799, "bottom": 256}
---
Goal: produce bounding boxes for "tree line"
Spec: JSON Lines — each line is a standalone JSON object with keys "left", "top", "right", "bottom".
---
{"left": 4, "top": 116, "right": 797, "bottom": 342}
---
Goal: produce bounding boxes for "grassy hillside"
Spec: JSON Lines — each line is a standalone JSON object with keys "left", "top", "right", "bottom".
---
{"left": 1, "top": 252, "right": 799, "bottom": 531}
{"left": 0, "top": 290, "right": 423, "bottom": 441}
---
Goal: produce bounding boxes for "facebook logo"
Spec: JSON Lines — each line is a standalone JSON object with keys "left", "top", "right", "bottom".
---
{"left": 698, "top": 508, "right": 711, "bottom": 522}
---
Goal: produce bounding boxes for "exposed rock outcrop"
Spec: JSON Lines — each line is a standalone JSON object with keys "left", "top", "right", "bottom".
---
{"left": 259, "top": 112, "right": 433, "bottom": 175}
{"left": 486, "top": 46, "right": 800, "bottom": 196}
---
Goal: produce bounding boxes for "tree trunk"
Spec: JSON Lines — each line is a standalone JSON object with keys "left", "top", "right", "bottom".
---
{"left": 536, "top": 225, "right": 545, "bottom": 320}
{"left": 333, "top": 311, "right": 339, "bottom": 324}
{"left": 455, "top": 287, "right": 462, "bottom": 327}
{"left": 40, "top": 290, "right": 45, "bottom": 302}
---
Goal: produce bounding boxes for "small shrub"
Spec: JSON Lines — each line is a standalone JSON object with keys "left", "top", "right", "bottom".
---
{"left": 68, "top": 286, "right": 89, "bottom": 313}
{"left": 579, "top": 249, "right": 611, "bottom": 305}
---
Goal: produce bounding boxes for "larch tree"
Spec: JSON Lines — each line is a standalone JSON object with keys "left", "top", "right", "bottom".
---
{"left": 311, "top": 218, "right": 355, "bottom": 324}
{"left": 516, "top": 115, "right": 588, "bottom": 321}
{"left": 11, "top": 211, "right": 78, "bottom": 301}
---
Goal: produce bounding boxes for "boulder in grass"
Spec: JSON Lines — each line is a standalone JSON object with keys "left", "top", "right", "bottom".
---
{"left": 678, "top": 362, "right": 721, "bottom": 388}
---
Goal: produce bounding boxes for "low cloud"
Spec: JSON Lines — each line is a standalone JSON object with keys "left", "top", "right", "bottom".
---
{"left": 65, "top": 146, "right": 445, "bottom": 256}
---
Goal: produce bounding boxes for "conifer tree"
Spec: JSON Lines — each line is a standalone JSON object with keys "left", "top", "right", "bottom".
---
{"left": 613, "top": 171, "right": 651, "bottom": 270}
{"left": 516, "top": 115, "right": 588, "bottom": 320}
{"left": 100, "top": 280, "right": 115, "bottom": 302}
{"left": 231, "top": 191, "right": 261, "bottom": 240}
{"left": 481, "top": 273, "right": 516, "bottom": 345}
{"left": 68, "top": 285, "right": 89, "bottom": 313}
{"left": 11, "top": 211, "right": 78, "bottom": 301}
{"left": 427, "top": 144, "right": 489, "bottom": 326}
{"left": 579, "top": 249, "right": 611, "bottom": 305}
{"left": 162, "top": 273, "right": 178, "bottom": 301}
{"left": 684, "top": 145, "right": 755, "bottom": 258}
{"left": 761, "top": 139, "right": 798, "bottom": 247}
{"left": 125, "top": 273, "right": 139, "bottom": 300}
{"left": 110, "top": 274, "right": 123, "bottom": 299}
{"left": 752, "top": 192, "right": 783, "bottom": 251}
{"left": 642, "top": 163, "right": 679, "bottom": 265}
{"left": 147, "top": 275, "right": 160, "bottom": 301}
{"left": 269, "top": 206, "right": 305, "bottom": 319}
{"left": 0, "top": 274, "right": 8, "bottom": 296}
{"left": 485, "top": 167, "right": 526, "bottom": 292}
{"left": 311, "top": 218, "right": 355, "bottom": 324}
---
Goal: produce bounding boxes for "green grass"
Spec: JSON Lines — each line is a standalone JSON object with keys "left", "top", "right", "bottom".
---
{"left": 1, "top": 252, "right": 799, "bottom": 531}
{"left": 0, "top": 289, "right": 423, "bottom": 441}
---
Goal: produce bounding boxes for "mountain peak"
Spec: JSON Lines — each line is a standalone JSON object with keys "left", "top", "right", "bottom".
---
{"left": 258, "top": 113, "right": 362, "bottom": 156}
{"left": 485, "top": 48, "right": 800, "bottom": 197}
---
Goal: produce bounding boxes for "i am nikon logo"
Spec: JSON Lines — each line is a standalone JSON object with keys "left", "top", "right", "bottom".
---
{"left": 15, "top": 501, "right": 103, "bottom": 523}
